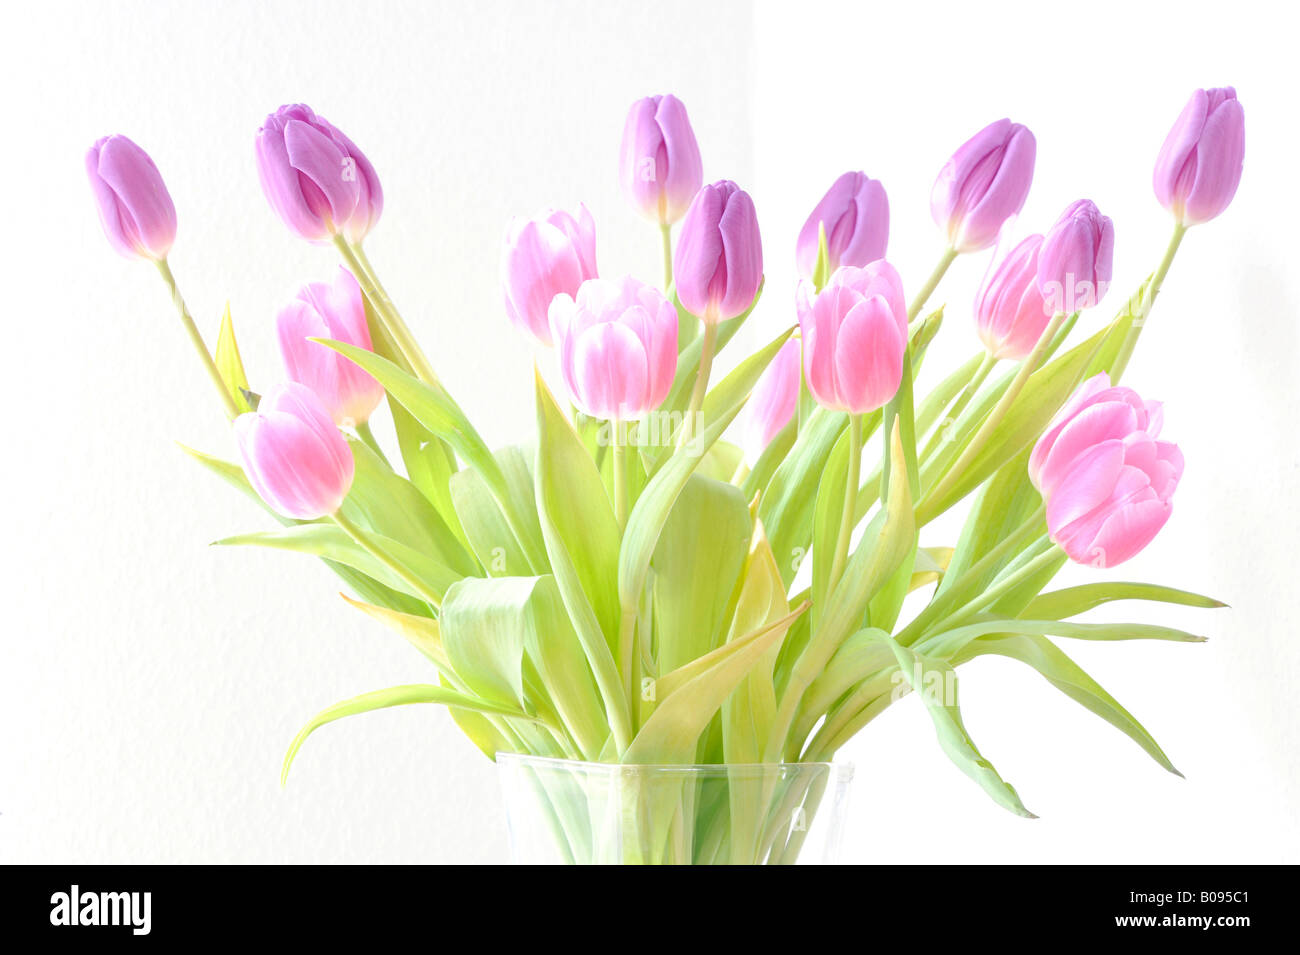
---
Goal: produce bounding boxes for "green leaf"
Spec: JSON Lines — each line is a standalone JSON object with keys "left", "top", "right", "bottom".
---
{"left": 651, "top": 475, "right": 752, "bottom": 674}
{"left": 339, "top": 593, "right": 450, "bottom": 670}
{"left": 1021, "top": 583, "right": 1227, "bottom": 619}
{"left": 316, "top": 338, "right": 548, "bottom": 572}
{"left": 450, "top": 446, "right": 544, "bottom": 578}
{"left": 883, "top": 633, "right": 1035, "bottom": 818}
{"left": 214, "top": 303, "right": 252, "bottom": 414}
{"left": 951, "top": 631, "right": 1182, "bottom": 776}
{"left": 759, "top": 408, "right": 849, "bottom": 588}
{"left": 619, "top": 326, "right": 794, "bottom": 627}
{"left": 533, "top": 371, "right": 631, "bottom": 750}
{"left": 439, "top": 577, "right": 539, "bottom": 708}
{"left": 810, "top": 426, "right": 851, "bottom": 628}
{"left": 625, "top": 604, "right": 806, "bottom": 764}
{"left": 179, "top": 444, "right": 431, "bottom": 616}
{"left": 282, "top": 684, "right": 533, "bottom": 784}
{"left": 344, "top": 438, "right": 478, "bottom": 578}
{"left": 213, "top": 524, "right": 458, "bottom": 607}
{"left": 924, "top": 617, "right": 1208, "bottom": 659}
{"left": 660, "top": 281, "right": 765, "bottom": 417}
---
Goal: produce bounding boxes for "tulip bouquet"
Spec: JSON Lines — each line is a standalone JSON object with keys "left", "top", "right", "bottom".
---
{"left": 89, "top": 88, "right": 1244, "bottom": 864}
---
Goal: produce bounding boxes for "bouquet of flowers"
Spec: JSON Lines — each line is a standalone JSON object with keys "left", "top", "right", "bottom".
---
{"left": 87, "top": 88, "right": 1243, "bottom": 864}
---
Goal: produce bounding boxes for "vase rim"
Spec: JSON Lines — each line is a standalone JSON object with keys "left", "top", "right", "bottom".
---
{"left": 496, "top": 751, "right": 854, "bottom": 780}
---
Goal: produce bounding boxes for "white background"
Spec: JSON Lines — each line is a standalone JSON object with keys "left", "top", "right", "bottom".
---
{"left": 2, "top": 0, "right": 1296, "bottom": 863}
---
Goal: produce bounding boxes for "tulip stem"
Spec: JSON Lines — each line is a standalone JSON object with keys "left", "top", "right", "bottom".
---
{"left": 828, "top": 413, "right": 863, "bottom": 591}
{"left": 334, "top": 238, "right": 441, "bottom": 388}
{"left": 612, "top": 424, "right": 629, "bottom": 528}
{"left": 908, "top": 246, "right": 959, "bottom": 321}
{"left": 332, "top": 511, "right": 442, "bottom": 610}
{"left": 926, "top": 543, "right": 1062, "bottom": 637}
{"left": 355, "top": 420, "right": 391, "bottom": 467}
{"left": 920, "top": 352, "right": 997, "bottom": 465}
{"left": 683, "top": 320, "right": 718, "bottom": 445}
{"left": 155, "top": 259, "right": 241, "bottom": 421}
{"left": 919, "top": 311, "right": 1065, "bottom": 523}
{"left": 1110, "top": 223, "right": 1187, "bottom": 381}
{"left": 660, "top": 223, "right": 674, "bottom": 293}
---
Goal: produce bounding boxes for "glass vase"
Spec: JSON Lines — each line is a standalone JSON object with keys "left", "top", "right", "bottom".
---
{"left": 497, "top": 754, "right": 853, "bottom": 865}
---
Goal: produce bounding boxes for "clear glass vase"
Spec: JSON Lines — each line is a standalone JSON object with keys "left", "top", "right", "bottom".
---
{"left": 497, "top": 754, "right": 853, "bottom": 865}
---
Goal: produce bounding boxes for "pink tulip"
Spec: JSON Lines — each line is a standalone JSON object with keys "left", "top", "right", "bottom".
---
{"left": 974, "top": 233, "right": 1051, "bottom": 360}
{"left": 673, "top": 180, "right": 763, "bottom": 323}
{"left": 256, "top": 104, "right": 382, "bottom": 243}
{"left": 502, "top": 205, "right": 598, "bottom": 345}
{"left": 795, "top": 171, "right": 889, "bottom": 281}
{"left": 798, "top": 262, "right": 908, "bottom": 415}
{"left": 233, "top": 382, "right": 355, "bottom": 520}
{"left": 1030, "top": 374, "right": 1183, "bottom": 568}
{"left": 548, "top": 276, "right": 678, "bottom": 421}
{"left": 85, "top": 135, "right": 177, "bottom": 261}
{"left": 1154, "top": 87, "right": 1245, "bottom": 226}
{"left": 931, "top": 119, "right": 1036, "bottom": 253}
{"left": 1037, "top": 200, "right": 1114, "bottom": 314}
{"left": 740, "top": 337, "right": 801, "bottom": 465}
{"left": 619, "top": 94, "right": 704, "bottom": 225}
{"left": 277, "top": 267, "right": 384, "bottom": 428}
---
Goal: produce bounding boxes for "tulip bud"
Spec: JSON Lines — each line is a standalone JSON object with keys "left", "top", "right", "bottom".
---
{"left": 85, "top": 135, "right": 177, "bottom": 261}
{"left": 277, "top": 267, "right": 385, "bottom": 428}
{"left": 673, "top": 180, "right": 763, "bottom": 323}
{"left": 974, "top": 233, "right": 1051, "bottom": 360}
{"left": 740, "top": 337, "right": 801, "bottom": 465}
{"left": 1037, "top": 200, "right": 1114, "bottom": 313}
{"left": 233, "top": 382, "right": 355, "bottom": 520}
{"left": 1030, "top": 374, "right": 1183, "bottom": 568}
{"left": 619, "top": 94, "right": 704, "bottom": 226}
{"left": 502, "top": 205, "right": 598, "bottom": 345}
{"left": 548, "top": 276, "right": 678, "bottom": 420}
{"left": 1153, "top": 87, "right": 1245, "bottom": 226}
{"left": 796, "top": 172, "right": 889, "bottom": 280}
{"left": 256, "top": 104, "right": 382, "bottom": 243}
{"left": 931, "top": 119, "right": 1036, "bottom": 253}
{"left": 798, "top": 262, "right": 908, "bottom": 415}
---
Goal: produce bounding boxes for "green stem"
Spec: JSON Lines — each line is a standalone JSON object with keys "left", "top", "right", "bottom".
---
{"left": 355, "top": 420, "right": 390, "bottom": 466}
{"left": 827, "top": 414, "right": 863, "bottom": 591}
{"left": 155, "top": 259, "right": 241, "bottom": 420}
{"left": 682, "top": 320, "right": 718, "bottom": 446}
{"left": 334, "top": 237, "right": 440, "bottom": 387}
{"left": 660, "top": 223, "right": 673, "bottom": 293}
{"left": 920, "top": 352, "right": 997, "bottom": 465}
{"left": 919, "top": 311, "right": 1066, "bottom": 522}
{"left": 1110, "top": 223, "right": 1187, "bottom": 381}
{"left": 908, "top": 246, "right": 959, "bottom": 321}
{"left": 929, "top": 543, "right": 1062, "bottom": 634}
{"left": 331, "top": 510, "right": 442, "bottom": 610}
{"left": 896, "top": 502, "right": 1046, "bottom": 646}
{"left": 612, "top": 423, "right": 629, "bottom": 528}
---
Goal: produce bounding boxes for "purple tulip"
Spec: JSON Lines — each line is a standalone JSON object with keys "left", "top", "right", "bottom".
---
{"left": 277, "top": 267, "right": 385, "bottom": 428}
{"left": 619, "top": 94, "right": 704, "bottom": 226}
{"left": 502, "top": 205, "right": 598, "bottom": 345}
{"left": 1153, "top": 87, "right": 1245, "bottom": 226}
{"left": 673, "top": 180, "right": 763, "bottom": 323}
{"left": 85, "top": 135, "right": 177, "bottom": 261}
{"left": 256, "top": 104, "right": 382, "bottom": 243}
{"left": 796, "top": 171, "right": 889, "bottom": 281}
{"left": 233, "top": 382, "right": 355, "bottom": 520}
{"left": 1037, "top": 200, "right": 1114, "bottom": 314}
{"left": 931, "top": 119, "right": 1036, "bottom": 253}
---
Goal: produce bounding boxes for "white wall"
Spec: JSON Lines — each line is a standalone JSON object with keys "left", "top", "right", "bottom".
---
{"left": 1, "top": 0, "right": 1295, "bottom": 863}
